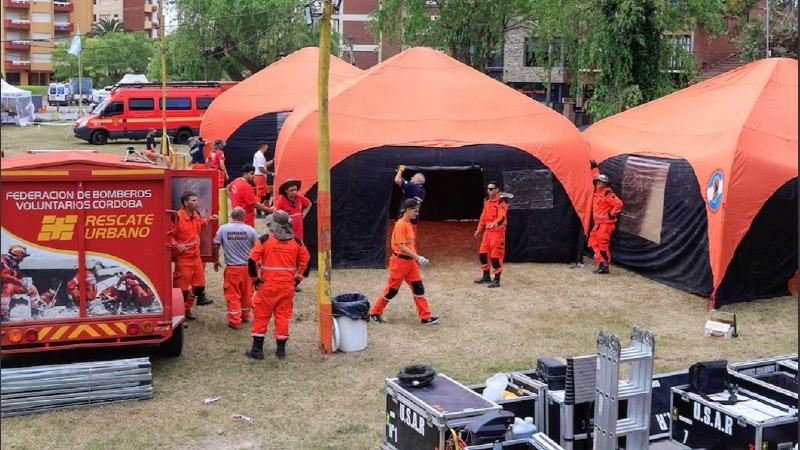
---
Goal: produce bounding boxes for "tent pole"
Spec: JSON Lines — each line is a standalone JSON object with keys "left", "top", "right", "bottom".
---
{"left": 316, "top": 0, "right": 334, "bottom": 355}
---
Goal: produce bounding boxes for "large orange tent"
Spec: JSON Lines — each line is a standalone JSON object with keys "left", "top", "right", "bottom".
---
{"left": 584, "top": 57, "right": 798, "bottom": 306}
{"left": 274, "top": 47, "right": 594, "bottom": 268}
{"left": 199, "top": 47, "right": 362, "bottom": 184}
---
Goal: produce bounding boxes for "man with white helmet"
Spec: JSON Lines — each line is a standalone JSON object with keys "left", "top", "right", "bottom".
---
{"left": 589, "top": 174, "right": 624, "bottom": 274}
{"left": 1, "top": 245, "right": 30, "bottom": 321}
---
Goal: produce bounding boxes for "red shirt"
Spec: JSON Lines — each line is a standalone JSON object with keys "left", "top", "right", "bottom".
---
{"left": 227, "top": 177, "right": 259, "bottom": 226}
{"left": 273, "top": 194, "right": 311, "bottom": 241}
{"left": 207, "top": 149, "right": 225, "bottom": 170}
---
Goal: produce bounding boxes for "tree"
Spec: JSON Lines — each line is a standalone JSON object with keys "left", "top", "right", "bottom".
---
{"left": 167, "top": 0, "right": 319, "bottom": 81}
{"left": 88, "top": 18, "right": 127, "bottom": 37}
{"left": 733, "top": 0, "right": 798, "bottom": 61}
{"left": 529, "top": 0, "right": 727, "bottom": 119}
{"left": 369, "top": 0, "right": 532, "bottom": 71}
{"left": 53, "top": 31, "right": 155, "bottom": 86}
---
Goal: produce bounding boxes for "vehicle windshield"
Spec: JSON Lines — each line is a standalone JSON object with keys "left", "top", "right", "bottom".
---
{"left": 92, "top": 97, "right": 109, "bottom": 115}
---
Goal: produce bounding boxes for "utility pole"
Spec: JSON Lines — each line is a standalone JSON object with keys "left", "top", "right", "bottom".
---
{"left": 316, "top": 0, "right": 334, "bottom": 354}
{"left": 159, "top": 0, "right": 169, "bottom": 159}
{"left": 765, "top": 0, "right": 771, "bottom": 57}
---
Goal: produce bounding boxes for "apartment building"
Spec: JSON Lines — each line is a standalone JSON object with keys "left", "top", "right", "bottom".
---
{"left": 333, "top": 0, "right": 400, "bottom": 69}
{"left": 1, "top": 0, "right": 157, "bottom": 85}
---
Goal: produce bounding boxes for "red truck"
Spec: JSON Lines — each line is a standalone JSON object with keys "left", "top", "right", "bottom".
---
{"left": 0, "top": 152, "right": 218, "bottom": 355}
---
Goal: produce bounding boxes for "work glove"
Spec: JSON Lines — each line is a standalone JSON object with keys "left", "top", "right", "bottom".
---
{"left": 590, "top": 159, "right": 598, "bottom": 169}
{"left": 253, "top": 278, "right": 262, "bottom": 290}
{"left": 294, "top": 277, "right": 302, "bottom": 286}
{"left": 398, "top": 164, "right": 406, "bottom": 172}
{"left": 416, "top": 256, "right": 430, "bottom": 267}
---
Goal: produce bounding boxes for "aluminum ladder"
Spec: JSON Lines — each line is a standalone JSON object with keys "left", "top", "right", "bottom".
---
{"left": 531, "top": 431, "right": 566, "bottom": 450}
{"left": 593, "top": 326, "right": 655, "bottom": 450}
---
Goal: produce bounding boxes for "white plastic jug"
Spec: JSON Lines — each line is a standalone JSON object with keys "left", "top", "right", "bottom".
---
{"left": 512, "top": 416, "right": 537, "bottom": 440}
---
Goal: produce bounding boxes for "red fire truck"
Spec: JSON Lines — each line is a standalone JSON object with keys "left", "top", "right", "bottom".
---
{"left": 0, "top": 152, "right": 218, "bottom": 356}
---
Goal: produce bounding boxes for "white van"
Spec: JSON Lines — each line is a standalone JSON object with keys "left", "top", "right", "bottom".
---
{"left": 48, "top": 82, "right": 74, "bottom": 106}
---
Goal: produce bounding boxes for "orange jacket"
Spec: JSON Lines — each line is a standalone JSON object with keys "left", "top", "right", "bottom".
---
{"left": 477, "top": 196, "right": 509, "bottom": 233}
{"left": 249, "top": 235, "right": 310, "bottom": 284}
{"left": 170, "top": 209, "right": 211, "bottom": 259}
{"left": 592, "top": 186, "right": 624, "bottom": 224}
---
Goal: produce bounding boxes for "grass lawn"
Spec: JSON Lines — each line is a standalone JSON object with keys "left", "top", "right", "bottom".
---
{"left": 19, "top": 85, "right": 49, "bottom": 96}
{"left": 0, "top": 124, "right": 797, "bottom": 449}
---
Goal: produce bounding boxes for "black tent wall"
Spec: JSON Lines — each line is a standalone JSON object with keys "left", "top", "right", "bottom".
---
{"left": 599, "top": 155, "right": 714, "bottom": 296}
{"left": 215, "top": 112, "right": 283, "bottom": 186}
{"left": 715, "top": 177, "right": 798, "bottom": 304}
{"left": 299, "top": 144, "right": 583, "bottom": 268}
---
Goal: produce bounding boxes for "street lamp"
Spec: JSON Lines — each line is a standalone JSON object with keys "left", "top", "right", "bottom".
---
{"left": 345, "top": 35, "right": 356, "bottom": 65}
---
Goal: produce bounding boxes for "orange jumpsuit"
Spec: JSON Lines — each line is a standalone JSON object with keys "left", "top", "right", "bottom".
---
{"left": 369, "top": 218, "right": 433, "bottom": 320}
{"left": 67, "top": 271, "right": 97, "bottom": 303}
{"left": 477, "top": 196, "right": 509, "bottom": 277}
{"left": 1, "top": 255, "right": 26, "bottom": 320}
{"left": 120, "top": 272, "right": 154, "bottom": 307}
{"left": 248, "top": 235, "right": 310, "bottom": 340}
{"left": 588, "top": 186, "right": 624, "bottom": 266}
{"left": 171, "top": 209, "right": 211, "bottom": 309}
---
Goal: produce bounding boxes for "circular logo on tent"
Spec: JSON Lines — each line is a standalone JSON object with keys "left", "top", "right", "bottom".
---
{"left": 706, "top": 171, "right": 724, "bottom": 211}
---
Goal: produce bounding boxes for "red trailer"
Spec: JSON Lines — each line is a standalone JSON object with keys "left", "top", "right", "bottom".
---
{"left": 0, "top": 152, "right": 218, "bottom": 355}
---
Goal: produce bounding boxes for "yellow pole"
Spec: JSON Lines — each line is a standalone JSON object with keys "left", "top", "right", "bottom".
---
{"left": 316, "top": 0, "right": 333, "bottom": 354}
{"left": 159, "top": 0, "right": 169, "bottom": 158}
{"left": 218, "top": 188, "right": 228, "bottom": 225}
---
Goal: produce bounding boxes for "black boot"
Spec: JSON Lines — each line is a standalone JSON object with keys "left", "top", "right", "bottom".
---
{"left": 275, "top": 339, "right": 287, "bottom": 359}
{"left": 245, "top": 336, "right": 265, "bottom": 360}
{"left": 488, "top": 274, "right": 501, "bottom": 288}
{"left": 474, "top": 271, "right": 491, "bottom": 284}
{"left": 593, "top": 261, "right": 610, "bottom": 274}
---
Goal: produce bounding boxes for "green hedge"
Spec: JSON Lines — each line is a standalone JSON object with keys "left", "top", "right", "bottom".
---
{"left": 19, "top": 85, "right": 48, "bottom": 96}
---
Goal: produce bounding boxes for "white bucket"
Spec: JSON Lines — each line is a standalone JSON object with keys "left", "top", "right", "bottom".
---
{"left": 333, "top": 316, "right": 368, "bottom": 352}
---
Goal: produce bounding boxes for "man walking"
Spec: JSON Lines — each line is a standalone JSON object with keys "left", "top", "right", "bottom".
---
{"left": 227, "top": 164, "right": 272, "bottom": 227}
{"left": 474, "top": 181, "right": 509, "bottom": 288}
{"left": 170, "top": 191, "right": 218, "bottom": 320}
{"left": 252, "top": 141, "right": 274, "bottom": 215}
{"left": 589, "top": 174, "right": 623, "bottom": 274}
{"left": 395, "top": 165, "right": 426, "bottom": 232}
{"left": 244, "top": 210, "right": 310, "bottom": 360}
{"left": 369, "top": 198, "right": 439, "bottom": 325}
{"left": 213, "top": 207, "right": 259, "bottom": 330}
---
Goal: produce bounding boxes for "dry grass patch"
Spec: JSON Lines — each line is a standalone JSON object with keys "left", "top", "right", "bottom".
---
{"left": 0, "top": 125, "right": 796, "bottom": 450}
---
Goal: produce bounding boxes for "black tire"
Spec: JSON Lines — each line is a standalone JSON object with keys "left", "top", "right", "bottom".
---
{"left": 158, "top": 325, "right": 183, "bottom": 357}
{"left": 90, "top": 130, "right": 108, "bottom": 145}
{"left": 175, "top": 129, "right": 192, "bottom": 145}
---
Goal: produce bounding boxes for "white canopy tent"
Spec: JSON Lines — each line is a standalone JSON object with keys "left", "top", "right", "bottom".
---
{"left": 1, "top": 79, "right": 35, "bottom": 126}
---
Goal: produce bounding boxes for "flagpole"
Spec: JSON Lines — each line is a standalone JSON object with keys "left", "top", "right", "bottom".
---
{"left": 77, "top": 34, "right": 83, "bottom": 116}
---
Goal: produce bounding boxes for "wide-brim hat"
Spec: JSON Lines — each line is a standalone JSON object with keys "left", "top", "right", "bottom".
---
{"left": 265, "top": 210, "right": 294, "bottom": 240}
{"left": 279, "top": 178, "right": 302, "bottom": 196}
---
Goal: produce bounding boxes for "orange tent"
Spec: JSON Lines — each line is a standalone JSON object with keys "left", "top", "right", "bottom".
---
{"left": 199, "top": 47, "right": 362, "bottom": 183}
{"left": 584, "top": 58, "right": 798, "bottom": 306}
{"left": 275, "top": 47, "right": 593, "bottom": 268}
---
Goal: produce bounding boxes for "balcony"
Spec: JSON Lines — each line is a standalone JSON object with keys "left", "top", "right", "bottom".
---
{"left": 5, "top": 60, "right": 32, "bottom": 71}
{"left": 54, "top": 22, "right": 74, "bottom": 33}
{"left": 143, "top": 3, "right": 156, "bottom": 13}
{"left": 54, "top": 1, "right": 74, "bottom": 12}
{"left": 3, "top": 0, "right": 30, "bottom": 9}
{"left": 4, "top": 19, "right": 31, "bottom": 30}
{"left": 4, "top": 40, "right": 31, "bottom": 50}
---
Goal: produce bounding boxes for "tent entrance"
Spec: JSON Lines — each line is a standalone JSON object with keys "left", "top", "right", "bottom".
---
{"left": 388, "top": 166, "right": 485, "bottom": 222}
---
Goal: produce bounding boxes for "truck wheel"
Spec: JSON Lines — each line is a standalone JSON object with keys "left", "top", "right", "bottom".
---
{"left": 175, "top": 129, "right": 192, "bottom": 145}
{"left": 158, "top": 325, "right": 183, "bottom": 357}
{"left": 90, "top": 130, "right": 108, "bottom": 145}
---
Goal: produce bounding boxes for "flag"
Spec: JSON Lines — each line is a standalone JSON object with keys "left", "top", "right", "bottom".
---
{"left": 67, "top": 34, "right": 81, "bottom": 56}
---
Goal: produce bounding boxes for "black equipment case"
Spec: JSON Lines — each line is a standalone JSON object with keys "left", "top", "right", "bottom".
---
{"left": 728, "top": 355, "right": 798, "bottom": 407}
{"left": 383, "top": 374, "right": 502, "bottom": 450}
{"left": 670, "top": 384, "right": 798, "bottom": 450}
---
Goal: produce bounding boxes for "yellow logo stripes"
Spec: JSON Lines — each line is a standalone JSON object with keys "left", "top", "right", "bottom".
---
{"left": 35, "top": 322, "right": 129, "bottom": 341}
{"left": 38, "top": 215, "right": 78, "bottom": 241}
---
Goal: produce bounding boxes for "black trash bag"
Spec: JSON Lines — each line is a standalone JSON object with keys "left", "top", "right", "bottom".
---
{"left": 331, "top": 293, "right": 370, "bottom": 321}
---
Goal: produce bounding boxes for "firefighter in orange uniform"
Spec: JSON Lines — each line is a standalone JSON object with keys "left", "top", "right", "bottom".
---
{"left": 1, "top": 245, "right": 30, "bottom": 321}
{"left": 170, "top": 191, "right": 219, "bottom": 320}
{"left": 474, "top": 181, "right": 509, "bottom": 288}
{"left": 67, "top": 266, "right": 98, "bottom": 304}
{"left": 207, "top": 139, "right": 229, "bottom": 188}
{"left": 368, "top": 198, "right": 439, "bottom": 325}
{"left": 244, "top": 210, "right": 310, "bottom": 360}
{"left": 589, "top": 174, "right": 623, "bottom": 274}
